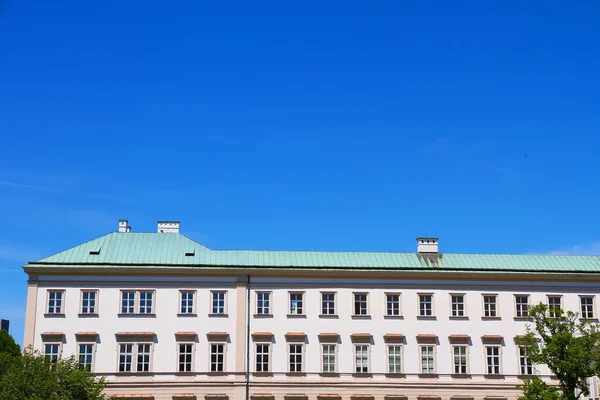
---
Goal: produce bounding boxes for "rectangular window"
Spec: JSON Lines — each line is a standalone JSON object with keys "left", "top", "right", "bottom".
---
{"left": 354, "top": 293, "right": 368, "bottom": 315}
{"left": 256, "top": 292, "right": 271, "bottom": 315}
{"left": 289, "top": 344, "right": 303, "bottom": 372}
{"left": 78, "top": 344, "right": 94, "bottom": 371}
{"left": 515, "top": 295, "right": 530, "bottom": 317}
{"left": 44, "top": 343, "right": 60, "bottom": 362}
{"left": 255, "top": 343, "right": 270, "bottom": 372}
{"left": 419, "top": 294, "right": 433, "bottom": 316}
{"left": 322, "top": 344, "right": 336, "bottom": 373}
{"left": 388, "top": 345, "right": 402, "bottom": 373}
{"left": 136, "top": 343, "right": 151, "bottom": 372}
{"left": 210, "top": 343, "right": 225, "bottom": 372}
{"left": 118, "top": 344, "right": 133, "bottom": 372}
{"left": 548, "top": 296, "right": 562, "bottom": 317}
{"left": 81, "top": 291, "right": 97, "bottom": 314}
{"left": 420, "top": 345, "right": 435, "bottom": 374}
{"left": 180, "top": 291, "right": 195, "bottom": 314}
{"left": 483, "top": 295, "right": 498, "bottom": 317}
{"left": 354, "top": 345, "right": 369, "bottom": 373}
{"left": 139, "top": 292, "right": 153, "bottom": 314}
{"left": 386, "top": 294, "right": 401, "bottom": 316}
{"left": 453, "top": 346, "right": 468, "bottom": 374}
{"left": 451, "top": 295, "right": 465, "bottom": 317}
{"left": 178, "top": 343, "right": 193, "bottom": 372}
{"left": 121, "top": 291, "right": 136, "bottom": 314}
{"left": 289, "top": 293, "right": 304, "bottom": 315}
{"left": 486, "top": 346, "right": 501, "bottom": 375}
{"left": 212, "top": 291, "right": 226, "bottom": 314}
{"left": 581, "top": 297, "right": 595, "bottom": 319}
{"left": 321, "top": 293, "right": 336, "bottom": 315}
{"left": 47, "top": 290, "right": 64, "bottom": 314}
{"left": 519, "top": 347, "right": 533, "bottom": 375}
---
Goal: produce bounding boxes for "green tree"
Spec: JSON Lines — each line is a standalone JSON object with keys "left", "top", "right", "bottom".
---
{"left": 519, "top": 303, "right": 600, "bottom": 400}
{"left": 0, "top": 329, "right": 20, "bottom": 356}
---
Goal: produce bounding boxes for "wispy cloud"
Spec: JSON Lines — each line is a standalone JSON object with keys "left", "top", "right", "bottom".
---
{"left": 549, "top": 242, "right": 600, "bottom": 256}
{"left": 0, "top": 180, "right": 136, "bottom": 203}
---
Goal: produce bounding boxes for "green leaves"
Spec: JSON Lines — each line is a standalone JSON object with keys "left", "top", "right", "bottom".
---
{"left": 0, "top": 330, "right": 20, "bottom": 357}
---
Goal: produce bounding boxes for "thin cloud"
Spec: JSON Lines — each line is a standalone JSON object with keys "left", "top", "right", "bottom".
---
{"left": 549, "top": 242, "right": 600, "bottom": 256}
{"left": 0, "top": 180, "right": 136, "bottom": 203}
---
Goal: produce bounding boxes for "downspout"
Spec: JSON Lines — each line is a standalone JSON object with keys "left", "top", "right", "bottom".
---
{"left": 245, "top": 274, "right": 251, "bottom": 400}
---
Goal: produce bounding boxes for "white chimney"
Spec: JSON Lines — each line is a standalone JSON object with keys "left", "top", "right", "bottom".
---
{"left": 417, "top": 237, "right": 439, "bottom": 253}
{"left": 118, "top": 220, "right": 131, "bottom": 233}
{"left": 157, "top": 221, "right": 180, "bottom": 233}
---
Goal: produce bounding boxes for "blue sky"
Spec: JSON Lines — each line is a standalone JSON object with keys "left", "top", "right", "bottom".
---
{"left": 1, "top": 1, "right": 599, "bottom": 345}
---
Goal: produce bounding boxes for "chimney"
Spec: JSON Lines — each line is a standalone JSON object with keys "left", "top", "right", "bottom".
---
{"left": 158, "top": 221, "right": 180, "bottom": 234}
{"left": 417, "top": 237, "right": 439, "bottom": 253}
{"left": 118, "top": 220, "right": 131, "bottom": 233}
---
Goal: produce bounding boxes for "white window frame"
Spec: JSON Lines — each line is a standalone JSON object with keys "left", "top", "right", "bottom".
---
{"left": 138, "top": 291, "right": 154, "bottom": 314}
{"left": 179, "top": 290, "right": 196, "bottom": 315}
{"left": 452, "top": 344, "right": 469, "bottom": 375}
{"left": 256, "top": 292, "right": 272, "bottom": 315}
{"left": 119, "top": 290, "right": 156, "bottom": 315}
{"left": 135, "top": 343, "right": 152, "bottom": 372}
{"left": 580, "top": 296, "right": 595, "bottom": 319}
{"left": 77, "top": 342, "right": 96, "bottom": 371}
{"left": 419, "top": 344, "right": 436, "bottom": 374}
{"left": 46, "top": 290, "right": 65, "bottom": 315}
{"left": 255, "top": 342, "right": 271, "bottom": 372}
{"left": 44, "top": 342, "right": 62, "bottom": 362}
{"left": 450, "top": 293, "right": 466, "bottom": 317}
{"left": 387, "top": 344, "right": 403, "bottom": 373}
{"left": 209, "top": 342, "right": 226, "bottom": 372}
{"left": 211, "top": 290, "right": 227, "bottom": 315}
{"left": 518, "top": 346, "right": 533, "bottom": 375}
{"left": 385, "top": 293, "right": 402, "bottom": 317}
{"left": 288, "top": 343, "right": 304, "bottom": 373}
{"left": 354, "top": 344, "right": 370, "bottom": 373}
{"left": 177, "top": 342, "right": 195, "bottom": 373}
{"left": 485, "top": 345, "right": 502, "bottom": 375}
{"left": 418, "top": 293, "right": 434, "bottom": 317}
{"left": 514, "top": 294, "right": 530, "bottom": 318}
{"left": 353, "top": 292, "right": 369, "bottom": 316}
{"left": 320, "top": 292, "right": 337, "bottom": 316}
{"left": 547, "top": 295, "right": 562, "bottom": 318}
{"left": 117, "top": 342, "right": 153, "bottom": 373}
{"left": 321, "top": 343, "right": 337, "bottom": 373}
{"left": 80, "top": 290, "right": 98, "bottom": 315}
{"left": 483, "top": 294, "right": 498, "bottom": 317}
{"left": 289, "top": 292, "right": 304, "bottom": 315}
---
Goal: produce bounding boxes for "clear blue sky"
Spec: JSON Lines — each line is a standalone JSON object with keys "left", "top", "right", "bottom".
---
{"left": 1, "top": 1, "right": 599, "bottom": 345}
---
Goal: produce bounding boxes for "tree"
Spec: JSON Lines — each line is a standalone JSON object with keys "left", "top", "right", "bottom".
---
{"left": 0, "top": 329, "right": 20, "bottom": 356}
{"left": 519, "top": 303, "right": 600, "bottom": 400}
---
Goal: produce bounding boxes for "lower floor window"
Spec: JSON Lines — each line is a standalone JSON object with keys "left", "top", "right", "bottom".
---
{"left": 289, "top": 344, "right": 303, "bottom": 372}
{"left": 211, "top": 343, "right": 225, "bottom": 372}
{"left": 44, "top": 343, "right": 60, "bottom": 363}
{"left": 178, "top": 343, "right": 193, "bottom": 372}
{"left": 420, "top": 345, "right": 435, "bottom": 374}
{"left": 453, "top": 345, "right": 468, "bottom": 374}
{"left": 322, "top": 344, "right": 336, "bottom": 373}
{"left": 486, "top": 346, "right": 501, "bottom": 374}
{"left": 388, "top": 345, "right": 402, "bottom": 373}
{"left": 119, "top": 343, "right": 152, "bottom": 372}
{"left": 519, "top": 347, "right": 533, "bottom": 375}
{"left": 78, "top": 344, "right": 94, "bottom": 371}
{"left": 256, "top": 343, "right": 270, "bottom": 372}
{"left": 354, "top": 345, "right": 369, "bottom": 373}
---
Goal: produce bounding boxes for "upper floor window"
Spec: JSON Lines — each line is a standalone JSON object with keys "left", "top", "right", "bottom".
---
{"left": 256, "top": 292, "right": 271, "bottom": 315}
{"left": 178, "top": 343, "right": 194, "bottom": 372}
{"left": 420, "top": 345, "right": 435, "bottom": 374}
{"left": 212, "top": 291, "right": 227, "bottom": 315}
{"left": 580, "top": 296, "right": 595, "bottom": 319}
{"left": 451, "top": 294, "right": 465, "bottom": 317}
{"left": 255, "top": 343, "right": 270, "bottom": 372}
{"left": 519, "top": 347, "right": 533, "bottom": 375}
{"left": 44, "top": 343, "right": 61, "bottom": 363}
{"left": 80, "top": 290, "right": 97, "bottom": 315}
{"left": 354, "top": 344, "right": 369, "bottom": 373}
{"left": 118, "top": 343, "right": 152, "bottom": 372}
{"left": 179, "top": 291, "right": 195, "bottom": 315}
{"left": 289, "top": 292, "right": 304, "bottom": 315}
{"left": 483, "top": 295, "right": 498, "bottom": 317}
{"left": 386, "top": 294, "right": 401, "bottom": 316}
{"left": 210, "top": 343, "right": 225, "bottom": 372}
{"left": 485, "top": 346, "right": 501, "bottom": 375}
{"left": 515, "top": 295, "right": 530, "bottom": 318}
{"left": 419, "top": 294, "right": 433, "bottom": 317}
{"left": 289, "top": 343, "right": 303, "bottom": 372}
{"left": 78, "top": 343, "right": 95, "bottom": 371}
{"left": 322, "top": 344, "right": 336, "bottom": 373}
{"left": 354, "top": 293, "right": 368, "bottom": 316}
{"left": 47, "top": 290, "right": 64, "bottom": 315}
{"left": 321, "top": 293, "right": 336, "bottom": 315}
{"left": 388, "top": 345, "right": 402, "bottom": 373}
{"left": 548, "top": 296, "right": 562, "bottom": 317}
{"left": 120, "top": 290, "right": 155, "bottom": 315}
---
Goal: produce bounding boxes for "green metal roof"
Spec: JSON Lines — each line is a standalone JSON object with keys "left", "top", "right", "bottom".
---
{"left": 26, "top": 232, "right": 600, "bottom": 274}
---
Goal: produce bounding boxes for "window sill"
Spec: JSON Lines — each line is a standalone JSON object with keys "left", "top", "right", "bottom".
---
{"left": 44, "top": 313, "right": 65, "bottom": 317}
{"left": 417, "top": 316, "right": 436, "bottom": 320}
{"left": 287, "top": 314, "right": 306, "bottom": 318}
{"left": 351, "top": 315, "right": 371, "bottom": 319}
{"left": 384, "top": 315, "right": 404, "bottom": 319}
{"left": 484, "top": 374, "right": 505, "bottom": 379}
{"left": 175, "top": 371, "right": 195, "bottom": 376}
{"left": 77, "top": 313, "right": 98, "bottom": 317}
{"left": 352, "top": 373, "right": 373, "bottom": 377}
{"left": 252, "top": 372, "right": 273, "bottom": 376}
{"left": 451, "top": 373, "right": 471, "bottom": 378}
{"left": 253, "top": 314, "right": 273, "bottom": 318}
{"left": 115, "top": 372, "right": 153, "bottom": 376}
{"left": 319, "top": 314, "right": 339, "bottom": 318}
{"left": 177, "top": 313, "right": 197, "bottom": 317}
{"left": 209, "top": 313, "right": 229, "bottom": 317}
{"left": 385, "top": 373, "right": 405, "bottom": 378}
{"left": 580, "top": 318, "right": 599, "bottom": 322}
{"left": 319, "top": 372, "right": 339, "bottom": 377}
{"left": 481, "top": 316, "right": 502, "bottom": 320}
{"left": 449, "top": 316, "right": 469, "bottom": 320}
{"left": 517, "top": 374, "right": 536, "bottom": 379}
{"left": 513, "top": 317, "right": 532, "bottom": 321}
{"left": 117, "top": 313, "right": 156, "bottom": 317}
{"left": 286, "top": 372, "right": 306, "bottom": 376}
{"left": 418, "top": 373, "right": 438, "bottom": 378}
{"left": 206, "top": 371, "right": 227, "bottom": 376}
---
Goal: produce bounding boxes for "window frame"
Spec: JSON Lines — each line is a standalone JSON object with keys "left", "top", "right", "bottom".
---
{"left": 518, "top": 346, "right": 533, "bottom": 376}
{"left": 320, "top": 292, "right": 337, "bottom": 316}
{"left": 288, "top": 291, "right": 305, "bottom": 316}
{"left": 119, "top": 290, "right": 156, "bottom": 315}
{"left": 178, "top": 290, "right": 197, "bottom": 315}
{"left": 547, "top": 295, "right": 563, "bottom": 318}
{"left": 385, "top": 292, "right": 402, "bottom": 317}
{"left": 353, "top": 292, "right": 369, "bottom": 316}
{"left": 210, "top": 290, "right": 228, "bottom": 315}
{"left": 46, "top": 289, "right": 65, "bottom": 315}
{"left": 451, "top": 344, "right": 469, "bottom": 375}
{"left": 387, "top": 344, "right": 403, "bottom": 374}
{"left": 321, "top": 343, "right": 337, "bottom": 374}
{"left": 79, "top": 290, "right": 98, "bottom": 315}
{"left": 209, "top": 341, "right": 226, "bottom": 373}
{"left": 77, "top": 342, "right": 96, "bottom": 372}
{"left": 138, "top": 291, "right": 154, "bottom": 314}
{"left": 419, "top": 344, "right": 436, "bottom": 374}
{"left": 44, "top": 342, "right": 62, "bottom": 363}
{"left": 514, "top": 294, "right": 530, "bottom": 318}
{"left": 580, "top": 296, "right": 595, "bottom": 319}
{"left": 482, "top": 294, "right": 499, "bottom": 318}
{"left": 177, "top": 341, "right": 195, "bottom": 373}
{"left": 254, "top": 342, "right": 271, "bottom": 373}
{"left": 484, "top": 345, "right": 502, "bottom": 375}
{"left": 450, "top": 293, "right": 466, "bottom": 317}
{"left": 255, "top": 291, "right": 272, "bottom": 316}
{"left": 135, "top": 342, "right": 153, "bottom": 372}
{"left": 418, "top": 293, "right": 435, "bottom": 317}
{"left": 287, "top": 342, "right": 305, "bottom": 373}
{"left": 353, "top": 344, "right": 370, "bottom": 374}
{"left": 117, "top": 341, "right": 154, "bottom": 373}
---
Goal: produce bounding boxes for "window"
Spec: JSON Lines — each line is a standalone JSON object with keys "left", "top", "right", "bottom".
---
{"left": 386, "top": 294, "right": 401, "bottom": 316}
{"left": 289, "top": 344, "right": 303, "bottom": 372}
{"left": 451, "top": 294, "right": 465, "bottom": 317}
{"left": 420, "top": 345, "right": 435, "bottom": 374}
{"left": 388, "top": 345, "right": 402, "bottom": 373}
{"left": 47, "top": 290, "right": 64, "bottom": 314}
{"left": 289, "top": 293, "right": 304, "bottom": 315}
{"left": 118, "top": 343, "right": 152, "bottom": 372}
{"left": 121, "top": 291, "right": 135, "bottom": 314}
{"left": 483, "top": 295, "right": 498, "bottom": 317}
{"left": 485, "top": 346, "right": 501, "bottom": 375}
{"left": 354, "top": 345, "right": 369, "bottom": 373}
{"left": 44, "top": 343, "right": 60, "bottom": 362}
{"left": 178, "top": 343, "right": 193, "bottom": 372}
{"left": 419, "top": 294, "right": 433, "bottom": 316}
{"left": 321, "top": 293, "right": 336, "bottom": 315}
{"left": 453, "top": 346, "right": 468, "bottom": 374}
{"left": 548, "top": 296, "right": 562, "bottom": 317}
{"left": 180, "top": 291, "right": 195, "bottom": 314}
{"left": 212, "top": 291, "right": 226, "bottom": 314}
{"left": 139, "top": 292, "right": 153, "bottom": 314}
{"left": 515, "top": 295, "right": 530, "bottom": 317}
{"left": 255, "top": 343, "right": 270, "bottom": 372}
{"left": 354, "top": 293, "right": 368, "bottom": 315}
{"left": 78, "top": 344, "right": 94, "bottom": 371}
{"left": 322, "top": 344, "right": 336, "bottom": 373}
{"left": 256, "top": 292, "right": 271, "bottom": 315}
{"left": 519, "top": 347, "right": 533, "bottom": 375}
{"left": 210, "top": 343, "right": 225, "bottom": 372}
{"left": 581, "top": 296, "right": 595, "bottom": 319}
{"left": 80, "top": 291, "right": 97, "bottom": 314}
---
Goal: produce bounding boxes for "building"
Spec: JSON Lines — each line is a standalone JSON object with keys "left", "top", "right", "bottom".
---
{"left": 0, "top": 319, "right": 9, "bottom": 332}
{"left": 22, "top": 220, "right": 600, "bottom": 400}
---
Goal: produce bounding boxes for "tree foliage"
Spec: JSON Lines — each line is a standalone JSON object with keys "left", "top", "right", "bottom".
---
{"left": 519, "top": 303, "right": 600, "bottom": 400}
{"left": 0, "top": 332, "right": 110, "bottom": 400}
{"left": 0, "top": 329, "right": 21, "bottom": 356}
